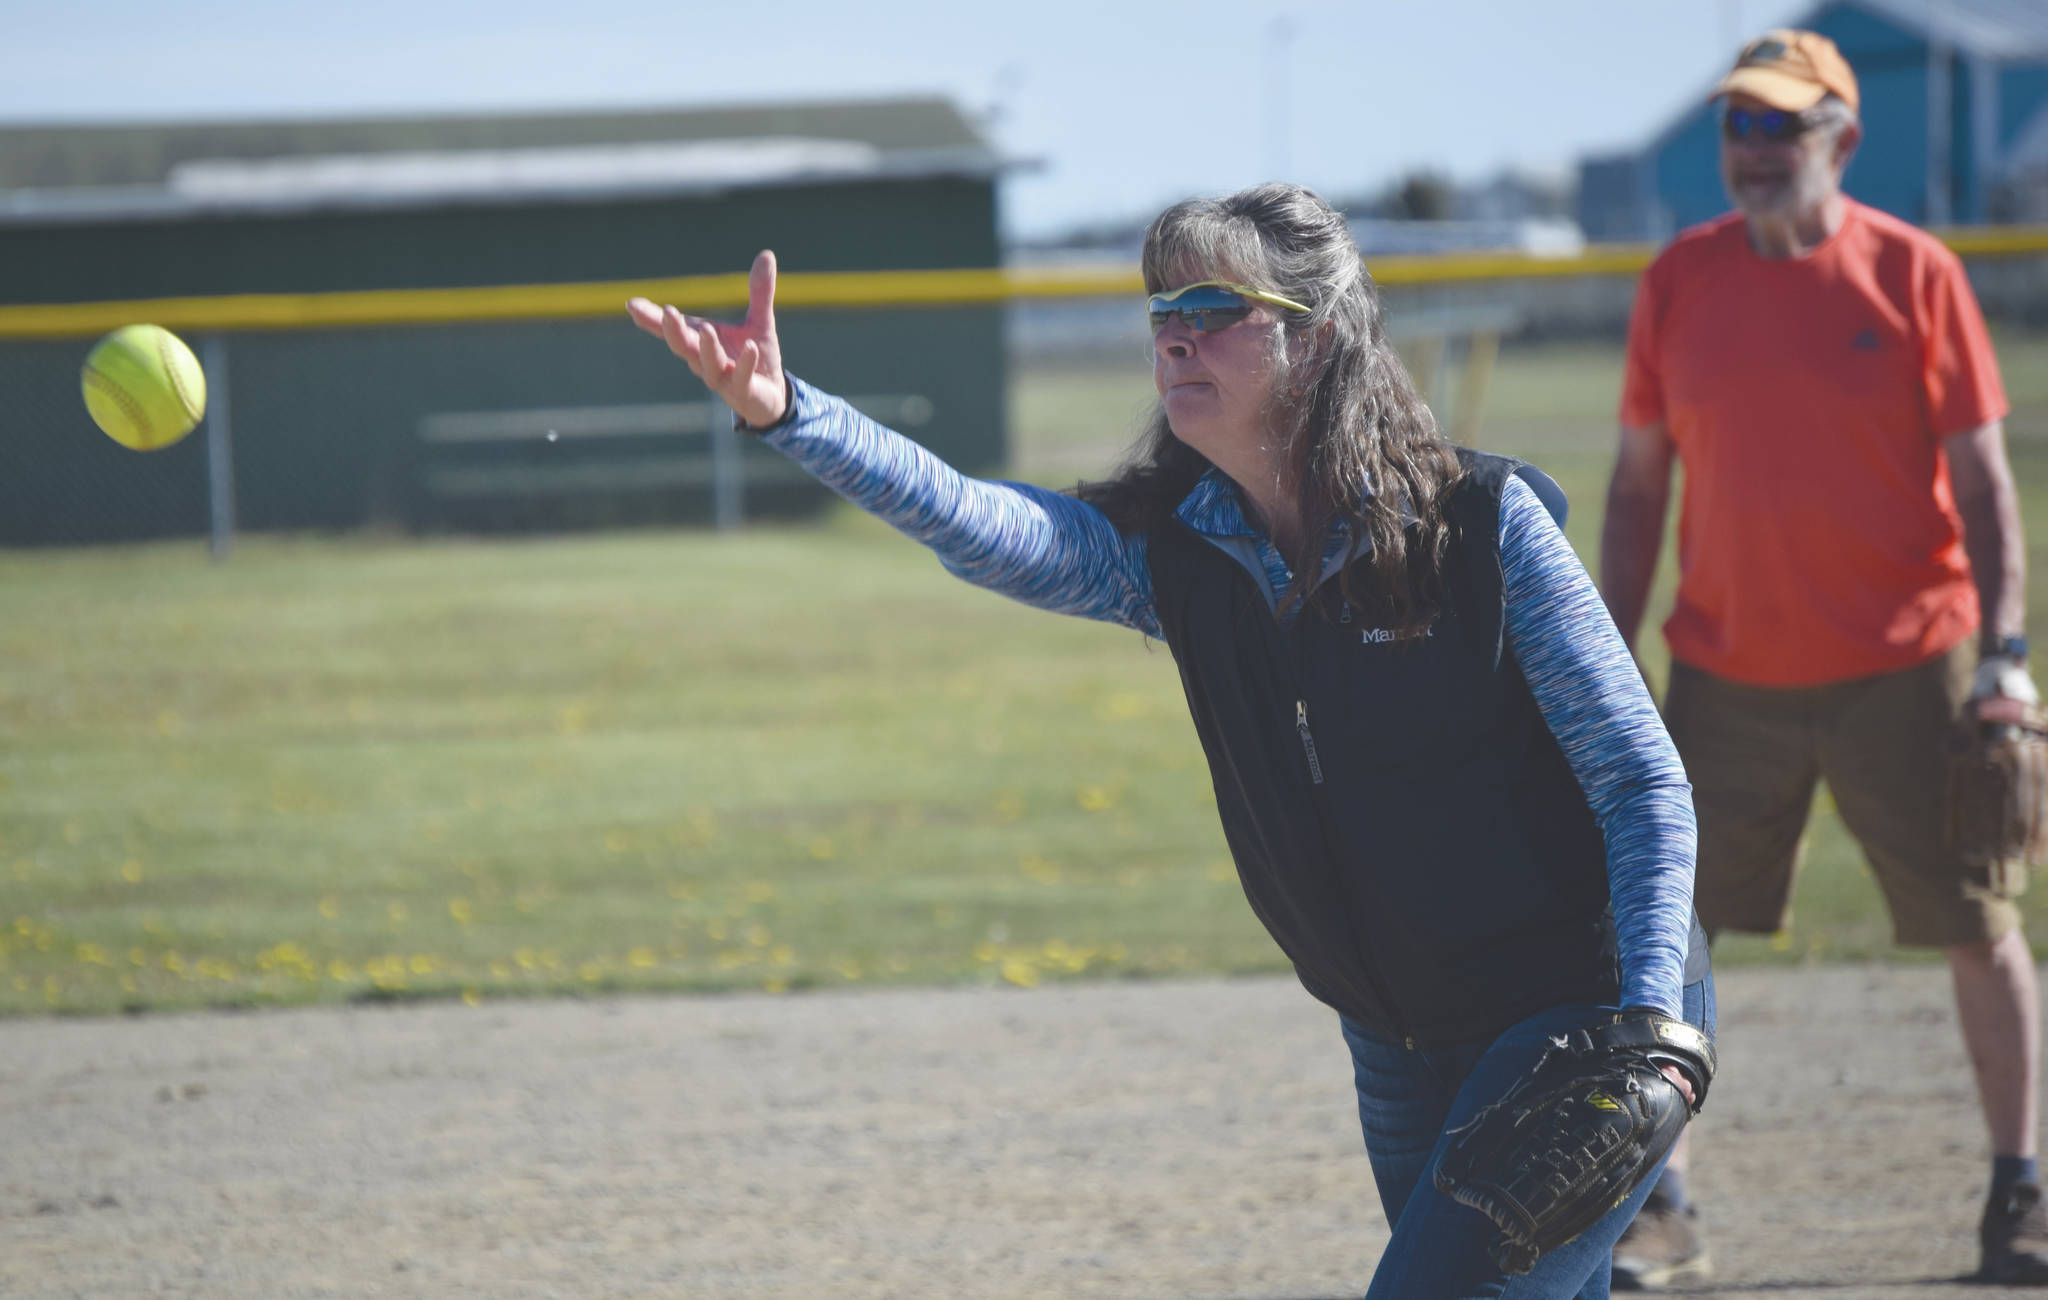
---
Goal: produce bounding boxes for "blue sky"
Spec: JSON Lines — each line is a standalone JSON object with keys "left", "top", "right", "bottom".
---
{"left": 3, "top": 0, "right": 1807, "bottom": 237}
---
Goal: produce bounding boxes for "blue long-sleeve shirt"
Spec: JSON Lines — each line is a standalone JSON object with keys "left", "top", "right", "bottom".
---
{"left": 764, "top": 376, "right": 1697, "bottom": 1016}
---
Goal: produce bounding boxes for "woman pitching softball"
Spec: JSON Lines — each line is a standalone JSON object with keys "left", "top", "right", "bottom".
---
{"left": 628, "top": 183, "right": 1713, "bottom": 1299}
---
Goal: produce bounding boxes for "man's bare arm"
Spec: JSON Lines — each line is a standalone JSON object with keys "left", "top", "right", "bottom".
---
{"left": 1599, "top": 421, "right": 1677, "bottom": 655}
{"left": 1945, "top": 419, "right": 2028, "bottom": 648}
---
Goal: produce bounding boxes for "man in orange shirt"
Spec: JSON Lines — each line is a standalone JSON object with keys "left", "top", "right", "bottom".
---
{"left": 1601, "top": 30, "right": 2045, "bottom": 1288}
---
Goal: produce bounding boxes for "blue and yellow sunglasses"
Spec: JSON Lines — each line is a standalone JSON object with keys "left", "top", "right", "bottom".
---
{"left": 1147, "top": 280, "right": 1312, "bottom": 334}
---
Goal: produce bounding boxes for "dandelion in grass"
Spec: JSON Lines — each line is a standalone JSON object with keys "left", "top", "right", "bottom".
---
{"left": 318, "top": 896, "right": 339, "bottom": 920}
{"left": 628, "top": 948, "right": 658, "bottom": 969}
{"left": 119, "top": 860, "right": 143, "bottom": 883}
{"left": 448, "top": 898, "right": 474, "bottom": 925}
{"left": 1097, "top": 692, "right": 1145, "bottom": 721}
{"left": 386, "top": 901, "right": 409, "bottom": 925}
{"left": 1001, "top": 959, "right": 1040, "bottom": 988}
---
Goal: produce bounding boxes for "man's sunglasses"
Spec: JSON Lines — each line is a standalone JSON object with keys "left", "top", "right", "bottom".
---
{"left": 1147, "top": 280, "right": 1312, "bottom": 334}
{"left": 1721, "top": 107, "right": 1817, "bottom": 143}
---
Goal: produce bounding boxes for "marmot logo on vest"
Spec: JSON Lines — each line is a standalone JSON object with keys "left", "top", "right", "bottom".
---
{"left": 1361, "top": 626, "right": 1433, "bottom": 644}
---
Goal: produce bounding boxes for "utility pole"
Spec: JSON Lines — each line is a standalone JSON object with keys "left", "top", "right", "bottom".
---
{"left": 1265, "top": 14, "right": 1295, "bottom": 181}
{"left": 1926, "top": 0, "right": 1954, "bottom": 226}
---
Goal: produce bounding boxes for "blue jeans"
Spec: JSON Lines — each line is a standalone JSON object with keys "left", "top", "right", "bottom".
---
{"left": 1340, "top": 979, "right": 1715, "bottom": 1299}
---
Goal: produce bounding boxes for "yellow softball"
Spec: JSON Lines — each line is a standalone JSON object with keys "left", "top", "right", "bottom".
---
{"left": 80, "top": 324, "right": 207, "bottom": 451}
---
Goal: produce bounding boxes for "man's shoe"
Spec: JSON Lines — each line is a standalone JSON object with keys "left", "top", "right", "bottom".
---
{"left": 1611, "top": 1196, "right": 1711, "bottom": 1291}
{"left": 1981, "top": 1181, "right": 2048, "bottom": 1284}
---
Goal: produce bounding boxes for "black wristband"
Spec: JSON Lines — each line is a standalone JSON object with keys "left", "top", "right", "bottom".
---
{"left": 733, "top": 375, "right": 797, "bottom": 436}
{"left": 1982, "top": 633, "right": 2029, "bottom": 661}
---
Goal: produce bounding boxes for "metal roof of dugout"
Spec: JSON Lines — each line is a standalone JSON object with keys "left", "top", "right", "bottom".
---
{"left": 0, "top": 97, "right": 1011, "bottom": 226}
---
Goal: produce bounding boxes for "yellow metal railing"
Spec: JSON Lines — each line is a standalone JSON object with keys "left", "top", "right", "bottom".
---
{"left": 4, "top": 225, "right": 2048, "bottom": 340}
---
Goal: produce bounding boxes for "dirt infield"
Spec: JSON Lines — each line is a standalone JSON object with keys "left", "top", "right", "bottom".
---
{"left": 0, "top": 964, "right": 2022, "bottom": 1298}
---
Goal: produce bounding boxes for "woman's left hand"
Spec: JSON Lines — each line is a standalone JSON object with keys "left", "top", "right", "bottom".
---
{"left": 1660, "top": 1062, "right": 1696, "bottom": 1107}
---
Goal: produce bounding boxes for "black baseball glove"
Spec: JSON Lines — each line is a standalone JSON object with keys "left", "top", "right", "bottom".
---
{"left": 1431, "top": 1009, "right": 1716, "bottom": 1275}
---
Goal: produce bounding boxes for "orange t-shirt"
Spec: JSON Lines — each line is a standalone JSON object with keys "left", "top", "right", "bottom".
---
{"left": 1620, "top": 200, "right": 2007, "bottom": 687}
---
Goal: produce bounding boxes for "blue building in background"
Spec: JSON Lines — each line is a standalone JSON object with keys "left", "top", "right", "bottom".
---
{"left": 1579, "top": 0, "right": 2048, "bottom": 241}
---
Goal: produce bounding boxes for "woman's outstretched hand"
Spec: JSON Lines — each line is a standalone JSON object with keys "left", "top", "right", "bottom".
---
{"left": 627, "top": 249, "right": 787, "bottom": 428}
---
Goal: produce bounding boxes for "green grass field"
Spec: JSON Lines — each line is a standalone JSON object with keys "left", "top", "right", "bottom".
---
{"left": 6, "top": 330, "right": 2048, "bottom": 1014}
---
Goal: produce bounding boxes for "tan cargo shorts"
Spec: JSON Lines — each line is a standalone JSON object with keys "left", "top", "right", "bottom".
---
{"left": 1662, "top": 642, "right": 2022, "bottom": 949}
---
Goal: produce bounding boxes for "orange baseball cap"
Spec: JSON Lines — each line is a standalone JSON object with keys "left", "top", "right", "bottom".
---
{"left": 1715, "top": 29, "right": 1860, "bottom": 112}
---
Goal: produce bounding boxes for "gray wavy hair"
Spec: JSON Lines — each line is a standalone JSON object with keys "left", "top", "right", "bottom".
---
{"left": 1074, "top": 182, "right": 1463, "bottom": 637}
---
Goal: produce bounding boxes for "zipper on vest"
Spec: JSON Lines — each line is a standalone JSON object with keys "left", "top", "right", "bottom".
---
{"left": 1295, "top": 700, "right": 1324, "bottom": 785}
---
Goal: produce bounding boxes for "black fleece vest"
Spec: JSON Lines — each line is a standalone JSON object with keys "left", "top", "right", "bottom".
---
{"left": 1146, "top": 451, "right": 1627, "bottom": 1045}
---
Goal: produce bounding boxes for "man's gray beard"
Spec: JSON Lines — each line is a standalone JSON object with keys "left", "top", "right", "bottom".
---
{"left": 1737, "top": 160, "right": 1837, "bottom": 225}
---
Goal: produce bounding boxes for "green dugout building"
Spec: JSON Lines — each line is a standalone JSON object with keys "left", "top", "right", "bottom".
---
{"left": 0, "top": 99, "right": 1009, "bottom": 544}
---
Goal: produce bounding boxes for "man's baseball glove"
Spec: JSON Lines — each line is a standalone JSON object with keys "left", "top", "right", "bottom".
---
{"left": 1946, "top": 697, "right": 2048, "bottom": 892}
{"left": 1432, "top": 1010, "right": 1715, "bottom": 1275}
